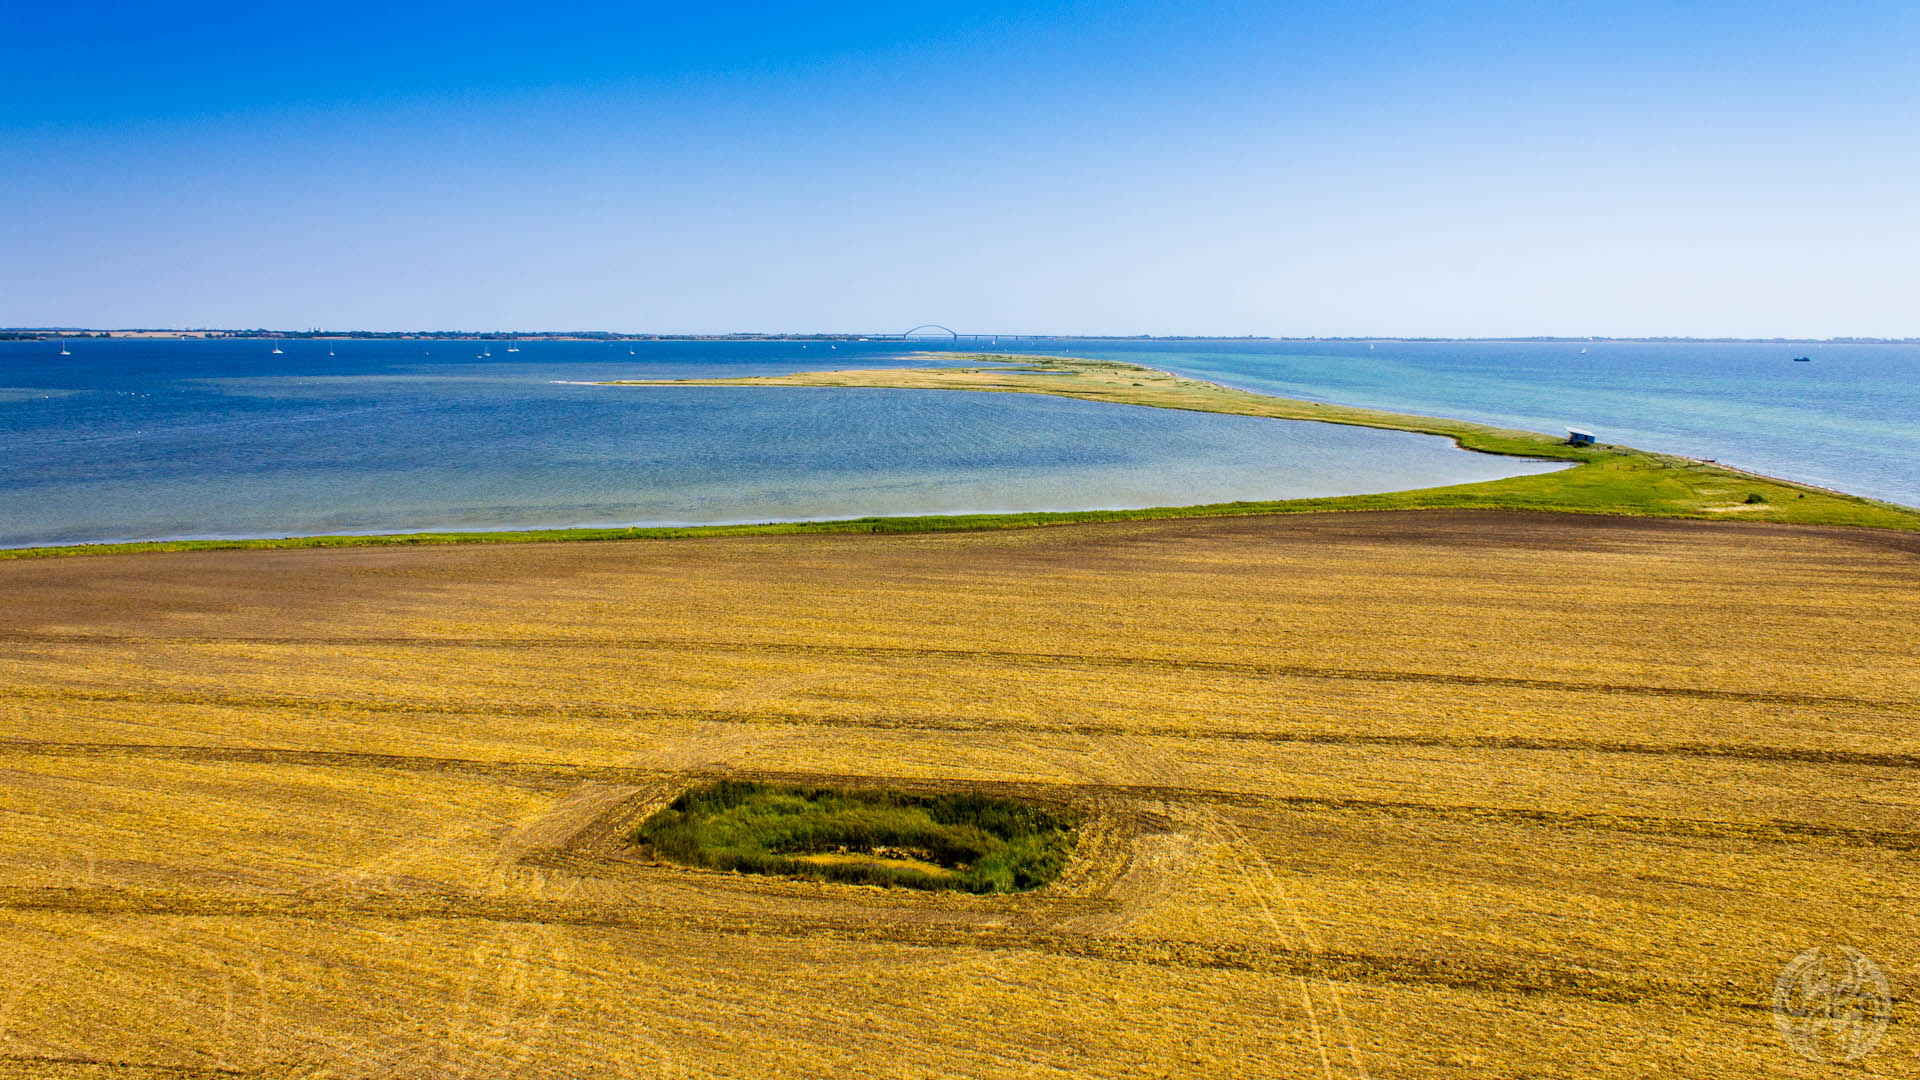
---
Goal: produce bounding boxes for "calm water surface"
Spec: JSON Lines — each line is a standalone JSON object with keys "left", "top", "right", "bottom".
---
{"left": 0, "top": 338, "right": 1563, "bottom": 548}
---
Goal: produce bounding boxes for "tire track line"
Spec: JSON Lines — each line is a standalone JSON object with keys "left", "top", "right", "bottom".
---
{"left": 0, "top": 886, "right": 1763, "bottom": 1013}
{"left": 2, "top": 634, "right": 1908, "bottom": 713}
{"left": 7, "top": 688, "right": 1919, "bottom": 769}
{"left": 3, "top": 741, "right": 1915, "bottom": 852}
{"left": 0, "top": 1054, "right": 248, "bottom": 1077}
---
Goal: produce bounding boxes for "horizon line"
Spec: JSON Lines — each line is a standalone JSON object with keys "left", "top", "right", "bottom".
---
{"left": 6, "top": 328, "right": 1920, "bottom": 345}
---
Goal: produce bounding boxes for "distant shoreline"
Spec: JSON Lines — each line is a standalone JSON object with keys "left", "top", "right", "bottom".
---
{"left": 5, "top": 329, "right": 1919, "bottom": 345}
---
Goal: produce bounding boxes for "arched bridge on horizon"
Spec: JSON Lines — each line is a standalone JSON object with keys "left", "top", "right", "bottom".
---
{"left": 885, "top": 325, "right": 1049, "bottom": 343}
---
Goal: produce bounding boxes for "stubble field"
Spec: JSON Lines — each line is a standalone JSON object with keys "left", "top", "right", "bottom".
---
{"left": 1, "top": 510, "right": 1915, "bottom": 1077}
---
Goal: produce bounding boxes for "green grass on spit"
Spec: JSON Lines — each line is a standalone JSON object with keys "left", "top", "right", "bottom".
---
{"left": 9, "top": 354, "right": 1915, "bottom": 560}
{"left": 634, "top": 780, "right": 1078, "bottom": 893}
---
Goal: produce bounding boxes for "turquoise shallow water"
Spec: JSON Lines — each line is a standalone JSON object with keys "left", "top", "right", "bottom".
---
{"left": 0, "top": 338, "right": 1560, "bottom": 548}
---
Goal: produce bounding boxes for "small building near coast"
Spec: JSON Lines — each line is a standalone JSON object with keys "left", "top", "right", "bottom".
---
{"left": 1566, "top": 429, "right": 1597, "bottom": 447}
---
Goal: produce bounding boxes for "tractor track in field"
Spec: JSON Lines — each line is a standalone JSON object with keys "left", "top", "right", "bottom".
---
{"left": 3, "top": 739, "right": 1916, "bottom": 852}
{"left": 0, "top": 1055, "right": 250, "bottom": 1078}
{"left": 0, "top": 884, "right": 1772, "bottom": 1013}
{"left": 6, "top": 684, "right": 1919, "bottom": 769}
{"left": 2, "top": 633, "right": 1911, "bottom": 714}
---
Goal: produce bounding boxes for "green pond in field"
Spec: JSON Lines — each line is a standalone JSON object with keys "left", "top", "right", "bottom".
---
{"left": 634, "top": 780, "right": 1078, "bottom": 894}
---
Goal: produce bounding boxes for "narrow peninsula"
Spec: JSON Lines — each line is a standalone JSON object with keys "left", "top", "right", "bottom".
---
{"left": 7, "top": 354, "right": 1915, "bottom": 561}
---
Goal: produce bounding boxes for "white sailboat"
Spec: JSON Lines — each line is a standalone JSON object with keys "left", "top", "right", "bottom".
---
{"left": 57, "top": 338, "right": 72, "bottom": 356}
{"left": 271, "top": 340, "right": 285, "bottom": 355}
{"left": 506, "top": 343, "right": 519, "bottom": 353}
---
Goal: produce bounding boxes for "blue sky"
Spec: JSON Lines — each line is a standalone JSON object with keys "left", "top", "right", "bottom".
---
{"left": 5, "top": 1, "right": 1916, "bottom": 335}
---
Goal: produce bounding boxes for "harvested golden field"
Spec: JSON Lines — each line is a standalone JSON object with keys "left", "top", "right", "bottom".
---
{"left": 1, "top": 510, "right": 1915, "bottom": 1077}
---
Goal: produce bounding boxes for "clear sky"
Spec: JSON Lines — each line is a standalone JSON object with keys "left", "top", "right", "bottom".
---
{"left": 4, "top": 1, "right": 1916, "bottom": 336}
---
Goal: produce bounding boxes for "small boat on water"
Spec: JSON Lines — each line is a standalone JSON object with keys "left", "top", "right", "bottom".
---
{"left": 506, "top": 344, "right": 519, "bottom": 353}
{"left": 270, "top": 341, "right": 284, "bottom": 355}
{"left": 1792, "top": 356, "right": 1812, "bottom": 362}
{"left": 57, "top": 338, "right": 72, "bottom": 356}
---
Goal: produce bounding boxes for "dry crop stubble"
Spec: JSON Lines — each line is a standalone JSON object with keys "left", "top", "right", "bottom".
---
{"left": 0, "top": 510, "right": 1915, "bottom": 1076}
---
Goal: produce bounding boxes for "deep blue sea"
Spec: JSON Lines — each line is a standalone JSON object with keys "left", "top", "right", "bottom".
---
{"left": 0, "top": 337, "right": 1910, "bottom": 548}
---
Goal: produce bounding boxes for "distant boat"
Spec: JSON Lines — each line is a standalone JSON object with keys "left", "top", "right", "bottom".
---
{"left": 57, "top": 338, "right": 71, "bottom": 356}
{"left": 327, "top": 349, "right": 335, "bottom": 357}
{"left": 271, "top": 341, "right": 284, "bottom": 355}
{"left": 1580, "top": 348, "right": 1588, "bottom": 354}
{"left": 506, "top": 344, "right": 519, "bottom": 353}
{"left": 1792, "top": 356, "right": 1812, "bottom": 362}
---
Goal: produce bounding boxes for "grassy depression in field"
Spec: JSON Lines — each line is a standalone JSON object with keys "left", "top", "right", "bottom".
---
{"left": 635, "top": 780, "right": 1078, "bottom": 892}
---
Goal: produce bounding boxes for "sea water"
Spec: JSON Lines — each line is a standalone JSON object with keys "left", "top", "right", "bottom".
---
{"left": 3, "top": 336, "right": 1911, "bottom": 549}
{"left": 0, "top": 338, "right": 1559, "bottom": 548}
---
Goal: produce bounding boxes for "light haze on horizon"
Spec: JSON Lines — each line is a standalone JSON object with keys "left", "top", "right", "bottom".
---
{"left": 5, "top": 0, "right": 1917, "bottom": 337}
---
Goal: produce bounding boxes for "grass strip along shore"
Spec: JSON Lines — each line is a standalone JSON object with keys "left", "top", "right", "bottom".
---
{"left": 9, "top": 353, "right": 1916, "bottom": 560}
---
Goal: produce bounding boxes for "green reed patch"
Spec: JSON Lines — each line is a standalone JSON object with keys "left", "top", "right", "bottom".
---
{"left": 634, "top": 780, "right": 1078, "bottom": 893}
